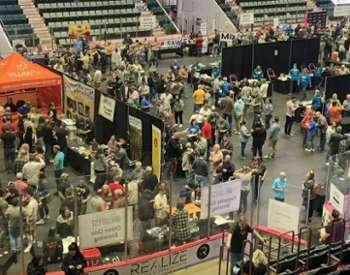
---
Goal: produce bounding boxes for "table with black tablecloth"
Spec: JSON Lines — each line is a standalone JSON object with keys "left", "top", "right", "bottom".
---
{"left": 66, "top": 147, "right": 91, "bottom": 175}
{"left": 274, "top": 79, "right": 291, "bottom": 94}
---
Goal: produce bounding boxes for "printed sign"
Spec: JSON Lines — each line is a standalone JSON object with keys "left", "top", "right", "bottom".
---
{"left": 220, "top": 32, "right": 235, "bottom": 42}
{"left": 152, "top": 125, "right": 161, "bottom": 180}
{"left": 160, "top": 39, "right": 182, "bottom": 49}
{"left": 240, "top": 12, "right": 254, "bottom": 26}
{"left": 200, "top": 179, "right": 241, "bottom": 219}
{"left": 329, "top": 183, "right": 349, "bottom": 215}
{"left": 68, "top": 23, "right": 91, "bottom": 39}
{"left": 129, "top": 115, "right": 143, "bottom": 161}
{"left": 140, "top": 15, "right": 157, "bottom": 29}
{"left": 98, "top": 94, "right": 116, "bottom": 122}
{"left": 79, "top": 207, "right": 133, "bottom": 249}
{"left": 267, "top": 199, "right": 300, "bottom": 233}
{"left": 63, "top": 75, "right": 95, "bottom": 121}
{"left": 86, "top": 234, "right": 223, "bottom": 275}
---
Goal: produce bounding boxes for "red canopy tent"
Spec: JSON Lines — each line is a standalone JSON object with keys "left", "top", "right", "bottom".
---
{"left": 0, "top": 53, "right": 62, "bottom": 109}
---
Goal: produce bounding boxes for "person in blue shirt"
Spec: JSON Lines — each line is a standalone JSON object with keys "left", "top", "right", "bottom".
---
{"left": 220, "top": 77, "right": 232, "bottom": 97}
{"left": 300, "top": 68, "right": 311, "bottom": 100}
{"left": 314, "top": 64, "right": 323, "bottom": 88}
{"left": 187, "top": 119, "right": 200, "bottom": 136}
{"left": 141, "top": 95, "right": 152, "bottom": 112}
{"left": 311, "top": 89, "right": 323, "bottom": 112}
{"left": 53, "top": 145, "right": 65, "bottom": 193}
{"left": 252, "top": 65, "right": 264, "bottom": 80}
{"left": 305, "top": 117, "right": 318, "bottom": 152}
{"left": 289, "top": 64, "right": 300, "bottom": 94}
{"left": 272, "top": 172, "right": 288, "bottom": 202}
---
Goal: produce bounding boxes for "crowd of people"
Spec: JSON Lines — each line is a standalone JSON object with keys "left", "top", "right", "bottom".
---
{"left": 0, "top": 18, "right": 349, "bottom": 275}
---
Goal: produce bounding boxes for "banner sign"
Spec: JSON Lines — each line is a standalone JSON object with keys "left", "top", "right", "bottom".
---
{"left": 79, "top": 207, "right": 133, "bottom": 250}
{"left": 160, "top": 39, "right": 182, "bottom": 49}
{"left": 220, "top": 32, "right": 235, "bottom": 42}
{"left": 86, "top": 233, "right": 223, "bottom": 275}
{"left": 200, "top": 179, "right": 241, "bottom": 219}
{"left": 129, "top": 115, "right": 143, "bottom": 161}
{"left": 98, "top": 94, "right": 116, "bottom": 122}
{"left": 68, "top": 23, "right": 91, "bottom": 39}
{"left": 240, "top": 12, "right": 254, "bottom": 26}
{"left": 329, "top": 182, "right": 349, "bottom": 215}
{"left": 140, "top": 15, "right": 157, "bottom": 29}
{"left": 267, "top": 199, "right": 300, "bottom": 233}
{"left": 63, "top": 75, "right": 95, "bottom": 121}
{"left": 152, "top": 125, "right": 161, "bottom": 180}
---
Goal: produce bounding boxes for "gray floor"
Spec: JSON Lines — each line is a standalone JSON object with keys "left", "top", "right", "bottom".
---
{"left": 1, "top": 54, "right": 327, "bottom": 274}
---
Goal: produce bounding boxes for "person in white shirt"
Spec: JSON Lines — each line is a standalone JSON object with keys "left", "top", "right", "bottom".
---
{"left": 259, "top": 79, "right": 269, "bottom": 98}
{"left": 22, "top": 155, "right": 45, "bottom": 188}
{"left": 160, "top": 91, "right": 173, "bottom": 107}
{"left": 284, "top": 97, "right": 298, "bottom": 136}
{"left": 23, "top": 191, "right": 39, "bottom": 253}
{"left": 153, "top": 183, "right": 169, "bottom": 225}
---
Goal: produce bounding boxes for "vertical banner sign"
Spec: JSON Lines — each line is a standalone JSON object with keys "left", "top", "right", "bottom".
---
{"left": 152, "top": 125, "right": 161, "bottom": 180}
{"left": 98, "top": 94, "right": 116, "bottom": 122}
{"left": 79, "top": 207, "right": 133, "bottom": 250}
{"left": 63, "top": 75, "right": 95, "bottom": 121}
{"left": 200, "top": 179, "right": 242, "bottom": 219}
{"left": 267, "top": 199, "right": 300, "bottom": 233}
{"left": 129, "top": 115, "right": 143, "bottom": 161}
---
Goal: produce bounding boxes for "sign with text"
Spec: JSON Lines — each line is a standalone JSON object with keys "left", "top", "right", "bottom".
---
{"left": 63, "top": 75, "right": 95, "bottom": 121}
{"left": 98, "top": 94, "right": 116, "bottom": 122}
{"left": 160, "top": 39, "right": 182, "bottom": 49}
{"left": 200, "top": 179, "right": 241, "bottom": 219}
{"left": 140, "top": 15, "right": 157, "bottom": 29}
{"left": 87, "top": 234, "right": 222, "bottom": 274}
{"left": 79, "top": 207, "right": 133, "bottom": 249}
{"left": 152, "top": 125, "right": 162, "bottom": 180}
{"left": 240, "top": 12, "right": 254, "bottom": 26}
{"left": 267, "top": 199, "right": 300, "bottom": 233}
{"left": 220, "top": 32, "right": 235, "bottom": 42}
{"left": 329, "top": 182, "right": 349, "bottom": 215}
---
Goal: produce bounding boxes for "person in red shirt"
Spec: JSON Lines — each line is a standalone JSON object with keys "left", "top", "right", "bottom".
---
{"left": 108, "top": 175, "right": 125, "bottom": 193}
{"left": 201, "top": 116, "right": 212, "bottom": 158}
{"left": 328, "top": 101, "right": 344, "bottom": 124}
{"left": 195, "top": 35, "right": 203, "bottom": 57}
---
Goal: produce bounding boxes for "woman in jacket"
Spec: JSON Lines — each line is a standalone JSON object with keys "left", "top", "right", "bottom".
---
{"left": 251, "top": 122, "right": 266, "bottom": 159}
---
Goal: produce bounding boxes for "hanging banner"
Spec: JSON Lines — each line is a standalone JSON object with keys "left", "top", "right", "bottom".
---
{"left": 63, "top": 75, "right": 95, "bottom": 121}
{"left": 98, "top": 94, "right": 116, "bottom": 122}
{"left": 68, "top": 23, "right": 91, "bottom": 39}
{"left": 267, "top": 199, "right": 300, "bottom": 233}
{"left": 140, "top": 14, "right": 157, "bottom": 29}
{"left": 86, "top": 233, "right": 223, "bottom": 275}
{"left": 220, "top": 32, "right": 235, "bottom": 42}
{"left": 160, "top": 38, "right": 182, "bottom": 49}
{"left": 200, "top": 179, "right": 241, "bottom": 219}
{"left": 152, "top": 125, "right": 161, "bottom": 180}
{"left": 129, "top": 115, "right": 143, "bottom": 161}
{"left": 79, "top": 207, "right": 133, "bottom": 250}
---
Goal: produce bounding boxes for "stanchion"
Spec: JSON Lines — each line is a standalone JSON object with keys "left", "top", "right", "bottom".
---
{"left": 255, "top": 176, "right": 262, "bottom": 226}
{"left": 124, "top": 182, "right": 129, "bottom": 260}
{"left": 305, "top": 189, "right": 311, "bottom": 226}
{"left": 218, "top": 231, "right": 225, "bottom": 275}
{"left": 168, "top": 178, "right": 173, "bottom": 248}
{"left": 207, "top": 185, "right": 212, "bottom": 237}
{"left": 74, "top": 190, "right": 78, "bottom": 244}
{"left": 19, "top": 194, "right": 25, "bottom": 275}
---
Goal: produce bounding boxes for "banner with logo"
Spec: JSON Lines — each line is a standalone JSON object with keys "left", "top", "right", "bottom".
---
{"left": 68, "top": 23, "right": 91, "bottom": 39}
{"left": 160, "top": 39, "right": 182, "bottom": 49}
{"left": 267, "top": 199, "right": 300, "bottom": 233}
{"left": 79, "top": 207, "right": 133, "bottom": 250}
{"left": 86, "top": 233, "right": 223, "bottom": 275}
{"left": 98, "top": 94, "right": 116, "bottom": 122}
{"left": 63, "top": 75, "right": 95, "bottom": 121}
{"left": 152, "top": 125, "right": 161, "bottom": 180}
{"left": 220, "top": 32, "right": 235, "bottom": 42}
{"left": 129, "top": 115, "right": 143, "bottom": 161}
{"left": 200, "top": 179, "right": 241, "bottom": 219}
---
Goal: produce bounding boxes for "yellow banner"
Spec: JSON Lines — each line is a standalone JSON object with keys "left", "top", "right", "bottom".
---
{"left": 68, "top": 24, "right": 91, "bottom": 39}
{"left": 152, "top": 125, "right": 161, "bottom": 180}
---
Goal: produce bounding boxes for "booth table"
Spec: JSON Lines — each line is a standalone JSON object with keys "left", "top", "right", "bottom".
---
{"left": 274, "top": 78, "right": 291, "bottom": 94}
{"left": 67, "top": 147, "right": 91, "bottom": 175}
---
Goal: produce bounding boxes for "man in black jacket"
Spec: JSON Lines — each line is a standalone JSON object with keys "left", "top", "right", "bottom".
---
{"left": 1, "top": 126, "right": 16, "bottom": 172}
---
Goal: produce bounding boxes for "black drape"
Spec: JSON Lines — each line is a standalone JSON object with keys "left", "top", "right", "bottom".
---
{"left": 325, "top": 75, "right": 350, "bottom": 102}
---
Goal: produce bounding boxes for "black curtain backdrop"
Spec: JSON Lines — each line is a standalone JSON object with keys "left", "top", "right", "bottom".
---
{"left": 94, "top": 93, "right": 164, "bottom": 166}
{"left": 325, "top": 75, "right": 350, "bottom": 102}
{"left": 221, "top": 38, "right": 320, "bottom": 79}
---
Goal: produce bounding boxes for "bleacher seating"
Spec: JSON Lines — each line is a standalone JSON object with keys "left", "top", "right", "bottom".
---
{"left": 215, "top": 0, "right": 239, "bottom": 27}
{"left": 144, "top": 0, "right": 177, "bottom": 34}
{"left": 35, "top": 0, "right": 156, "bottom": 46}
{"left": 0, "top": 0, "right": 39, "bottom": 47}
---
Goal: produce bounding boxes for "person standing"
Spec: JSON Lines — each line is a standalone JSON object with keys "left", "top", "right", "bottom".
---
{"left": 251, "top": 122, "right": 267, "bottom": 159}
{"left": 251, "top": 158, "right": 267, "bottom": 203}
{"left": 1, "top": 126, "right": 16, "bottom": 172}
{"left": 174, "top": 96, "right": 184, "bottom": 126}
{"left": 315, "top": 111, "right": 328, "bottom": 152}
{"left": 263, "top": 98, "right": 273, "bottom": 130}
{"left": 299, "top": 68, "right": 312, "bottom": 100}
{"left": 219, "top": 91, "right": 234, "bottom": 132}
{"left": 53, "top": 145, "right": 64, "bottom": 194}
{"left": 226, "top": 215, "right": 265, "bottom": 275}
{"left": 233, "top": 96, "right": 245, "bottom": 134}
{"left": 55, "top": 121, "right": 68, "bottom": 159}
{"left": 284, "top": 97, "right": 297, "bottom": 136}
{"left": 234, "top": 166, "right": 252, "bottom": 214}
{"left": 272, "top": 172, "right": 288, "bottom": 202}
{"left": 305, "top": 117, "right": 318, "bottom": 152}
{"left": 5, "top": 198, "right": 21, "bottom": 256}
{"left": 192, "top": 154, "right": 209, "bottom": 188}
{"left": 192, "top": 85, "right": 206, "bottom": 112}
{"left": 289, "top": 64, "right": 300, "bottom": 95}
{"left": 239, "top": 121, "right": 250, "bottom": 159}
{"left": 302, "top": 170, "right": 316, "bottom": 222}
{"left": 267, "top": 116, "right": 281, "bottom": 158}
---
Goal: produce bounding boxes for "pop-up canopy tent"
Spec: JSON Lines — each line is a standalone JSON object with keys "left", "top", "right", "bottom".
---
{"left": 0, "top": 53, "right": 62, "bottom": 108}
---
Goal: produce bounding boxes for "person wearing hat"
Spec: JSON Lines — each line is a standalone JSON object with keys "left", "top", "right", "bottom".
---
{"left": 272, "top": 172, "right": 288, "bottom": 202}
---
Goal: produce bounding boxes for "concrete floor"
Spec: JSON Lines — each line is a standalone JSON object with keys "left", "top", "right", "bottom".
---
{"left": 1, "top": 54, "right": 328, "bottom": 274}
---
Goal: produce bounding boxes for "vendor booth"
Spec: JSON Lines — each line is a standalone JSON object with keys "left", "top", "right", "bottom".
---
{"left": 0, "top": 53, "right": 62, "bottom": 109}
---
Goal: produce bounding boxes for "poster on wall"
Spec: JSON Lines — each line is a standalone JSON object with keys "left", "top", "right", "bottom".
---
{"left": 200, "top": 179, "right": 241, "bottom": 219}
{"left": 79, "top": 207, "right": 133, "bottom": 250}
{"left": 129, "top": 115, "right": 143, "bottom": 161}
{"left": 63, "top": 75, "right": 95, "bottom": 121}
{"left": 152, "top": 125, "right": 161, "bottom": 180}
{"left": 98, "top": 94, "right": 116, "bottom": 122}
